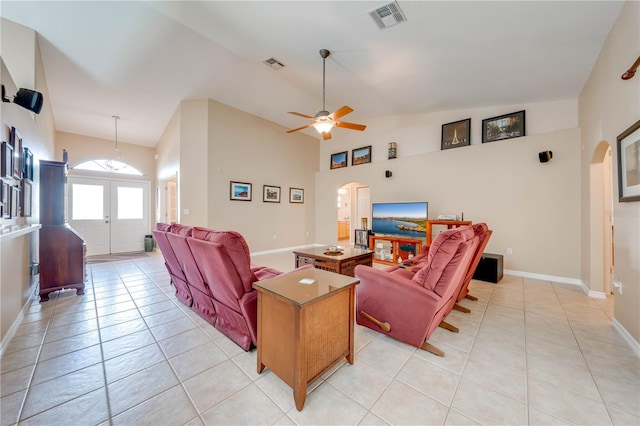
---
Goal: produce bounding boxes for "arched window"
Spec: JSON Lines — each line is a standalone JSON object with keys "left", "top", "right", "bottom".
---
{"left": 72, "top": 159, "right": 143, "bottom": 176}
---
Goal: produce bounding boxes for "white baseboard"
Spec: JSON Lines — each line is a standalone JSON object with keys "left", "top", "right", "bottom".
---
{"left": 0, "top": 286, "right": 38, "bottom": 356}
{"left": 612, "top": 317, "right": 640, "bottom": 357}
{"left": 251, "top": 243, "right": 323, "bottom": 257}
{"left": 504, "top": 269, "right": 608, "bottom": 299}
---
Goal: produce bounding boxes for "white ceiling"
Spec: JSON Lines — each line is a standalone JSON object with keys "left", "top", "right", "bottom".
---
{"left": 2, "top": 1, "right": 624, "bottom": 147}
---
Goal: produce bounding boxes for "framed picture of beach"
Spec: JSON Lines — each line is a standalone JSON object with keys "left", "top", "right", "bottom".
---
{"left": 617, "top": 120, "right": 640, "bottom": 202}
{"left": 230, "top": 181, "right": 252, "bottom": 201}
{"left": 289, "top": 187, "right": 304, "bottom": 203}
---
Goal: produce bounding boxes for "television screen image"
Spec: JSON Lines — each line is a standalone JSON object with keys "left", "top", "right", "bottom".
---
{"left": 372, "top": 202, "right": 428, "bottom": 237}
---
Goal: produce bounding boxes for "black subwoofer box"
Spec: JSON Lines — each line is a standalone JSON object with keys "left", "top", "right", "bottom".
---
{"left": 472, "top": 253, "right": 503, "bottom": 283}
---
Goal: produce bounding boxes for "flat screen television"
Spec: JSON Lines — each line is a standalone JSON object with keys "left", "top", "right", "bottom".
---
{"left": 371, "top": 202, "right": 428, "bottom": 238}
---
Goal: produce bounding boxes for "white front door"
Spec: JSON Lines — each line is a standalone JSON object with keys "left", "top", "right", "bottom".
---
{"left": 110, "top": 181, "right": 149, "bottom": 253}
{"left": 69, "top": 177, "right": 150, "bottom": 256}
{"left": 69, "top": 178, "right": 111, "bottom": 256}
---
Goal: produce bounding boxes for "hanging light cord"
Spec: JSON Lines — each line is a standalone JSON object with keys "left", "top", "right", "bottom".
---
{"left": 113, "top": 115, "right": 121, "bottom": 156}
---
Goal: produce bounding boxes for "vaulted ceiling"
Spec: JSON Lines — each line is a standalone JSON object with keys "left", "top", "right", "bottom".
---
{"left": 2, "top": 1, "right": 624, "bottom": 147}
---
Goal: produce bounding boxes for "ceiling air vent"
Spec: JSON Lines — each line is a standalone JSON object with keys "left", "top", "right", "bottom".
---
{"left": 369, "top": 1, "right": 407, "bottom": 29}
{"left": 263, "top": 57, "right": 285, "bottom": 70}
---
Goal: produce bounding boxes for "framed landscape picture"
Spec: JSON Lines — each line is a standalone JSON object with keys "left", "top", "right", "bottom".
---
{"left": 352, "top": 145, "right": 371, "bottom": 166}
{"left": 289, "top": 187, "right": 304, "bottom": 203}
{"left": 441, "top": 118, "right": 471, "bottom": 150}
{"left": 330, "top": 151, "right": 348, "bottom": 169}
{"left": 1, "top": 141, "right": 12, "bottom": 178}
{"left": 263, "top": 185, "right": 281, "bottom": 203}
{"left": 10, "top": 127, "right": 23, "bottom": 179}
{"left": 482, "top": 110, "right": 525, "bottom": 143}
{"left": 616, "top": 120, "right": 640, "bottom": 202}
{"left": 230, "top": 181, "right": 252, "bottom": 201}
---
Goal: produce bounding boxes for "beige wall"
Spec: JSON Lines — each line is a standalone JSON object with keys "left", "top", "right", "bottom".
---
{"left": 156, "top": 106, "right": 180, "bottom": 181}
{"left": 579, "top": 0, "right": 640, "bottom": 342}
{"left": 317, "top": 128, "right": 581, "bottom": 279}
{"left": 206, "top": 99, "right": 318, "bottom": 252}
{"left": 1, "top": 21, "right": 56, "bottom": 346}
{"left": 57, "top": 131, "right": 156, "bottom": 180}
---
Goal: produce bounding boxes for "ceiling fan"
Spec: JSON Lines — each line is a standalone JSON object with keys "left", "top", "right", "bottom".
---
{"left": 286, "top": 49, "right": 366, "bottom": 141}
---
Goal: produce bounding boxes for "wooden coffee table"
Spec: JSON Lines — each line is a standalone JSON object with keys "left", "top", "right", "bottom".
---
{"left": 293, "top": 246, "right": 374, "bottom": 277}
{"left": 253, "top": 268, "right": 359, "bottom": 411}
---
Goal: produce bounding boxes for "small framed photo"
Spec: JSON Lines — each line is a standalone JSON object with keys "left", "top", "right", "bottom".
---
{"left": 352, "top": 145, "right": 372, "bottom": 166}
{"left": 23, "top": 147, "right": 34, "bottom": 181}
{"left": 11, "top": 185, "right": 19, "bottom": 218}
{"left": 330, "top": 151, "right": 348, "bottom": 169}
{"left": 616, "top": 120, "right": 640, "bottom": 202}
{"left": 1, "top": 141, "right": 13, "bottom": 178}
{"left": 230, "top": 181, "right": 252, "bottom": 201}
{"left": 22, "top": 180, "right": 32, "bottom": 217}
{"left": 442, "top": 118, "right": 471, "bottom": 150}
{"left": 263, "top": 185, "right": 281, "bottom": 203}
{"left": 482, "top": 110, "right": 525, "bottom": 143}
{"left": 289, "top": 187, "right": 304, "bottom": 203}
{"left": 10, "top": 127, "right": 23, "bottom": 179}
{"left": 0, "top": 181, "right": 7, "bottom": 218}
{"left": 354, "top": 229, "right": 369, "bottom": 249}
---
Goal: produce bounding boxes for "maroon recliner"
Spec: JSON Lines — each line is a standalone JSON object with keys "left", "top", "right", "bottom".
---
{"left": 153, "top": 223, "right": 193, "bottom": 307}
{"left": 165, "top": 224, "right": 217, "bottom": 326}
{"left": 355, "top": 227, "right": 478, "bottom": 356}
{"left": 186, "top": 228, "right": 306, "bottom": 350}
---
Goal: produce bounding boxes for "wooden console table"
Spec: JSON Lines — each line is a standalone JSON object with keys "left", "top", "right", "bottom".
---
{"left": 368, "top": 235, "right": 423, "bottom": 266}
{"left": 426, "top": 220, "right": 472, "bottom": 246}
{"left": 293, "top": 246, "right": 373, "bottom": 277}
{"left": 254, "top": 268, "right": 359, "bottom": 411}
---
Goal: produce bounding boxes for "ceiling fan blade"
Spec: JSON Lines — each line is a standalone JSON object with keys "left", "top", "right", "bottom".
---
{"left": 288, "top": 111, "right": 316, "bottom": 120}
{"left": 335, "top": 121, "right": 366, "bottom": 131}
{"left": 286, "top": 123, "right": 314, "bottom": 133}
{"left": 329, "top": 106, "right": 353, "bottom": 120}
{"left": 322, "top": 131, "right": 332, "bottom": 141}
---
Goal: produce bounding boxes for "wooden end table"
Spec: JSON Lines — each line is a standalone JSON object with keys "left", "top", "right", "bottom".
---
{"left": 253, "top": 268, "right": 359, "bottom": 411}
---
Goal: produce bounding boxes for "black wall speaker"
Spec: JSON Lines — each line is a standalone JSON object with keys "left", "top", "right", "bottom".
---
{"left": 385, "top": 170, "right": 393, "bottom": 178}
{"left": 538, "top": 150, "right": 553, "bottom": 163}
{"left": 14, "top": 88, "right": 44, "bottom": 114}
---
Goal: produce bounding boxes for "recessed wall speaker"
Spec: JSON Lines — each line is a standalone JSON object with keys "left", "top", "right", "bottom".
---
{"left": 538, "top": 150, "right": 553, "bottom": 163}
{"left": 385, "top": 170, "right": 393, "bottom": 178}
{"left": 14, "top": 88, "right": 44, "bottom": 114}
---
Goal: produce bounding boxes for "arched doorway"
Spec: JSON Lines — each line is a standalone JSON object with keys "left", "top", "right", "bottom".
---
{"left": 336, "top": 182, "right": 370, "bottom": 244}
{"left": 589, "top": 141, "right": 615, "bottom": 298}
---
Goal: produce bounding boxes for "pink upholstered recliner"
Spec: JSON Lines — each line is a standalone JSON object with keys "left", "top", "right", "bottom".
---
{"left": 454, "top": 223, "right": 493, "bottom": 307}
{"left": 165, "top": 224, "right": 217, "bottom": 326}
{"left": 153, "top": 223, "right": 193, "bottom": 307}
{"left": 354, "top": 226, "right": 478, "bottom": 356}
{"left": 186, "top": 228, "right": 308, "bottom": 350}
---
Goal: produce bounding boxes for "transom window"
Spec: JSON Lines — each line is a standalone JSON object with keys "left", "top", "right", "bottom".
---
{"left": 73, "top": 159, "right": 143, "bottom": 175}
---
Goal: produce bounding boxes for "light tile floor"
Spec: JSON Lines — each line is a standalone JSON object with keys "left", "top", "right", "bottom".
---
{"left": 1, "top": 250, "right": 639, "bottom": 425}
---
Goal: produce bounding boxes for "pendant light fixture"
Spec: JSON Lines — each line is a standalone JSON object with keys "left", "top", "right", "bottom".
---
{"left": 103, "top": 115, "right": 125, "bottom": 172}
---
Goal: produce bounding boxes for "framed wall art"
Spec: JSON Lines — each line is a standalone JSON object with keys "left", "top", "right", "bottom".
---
{"left": 441, "top": 118, "right": 471, "bottom": 150}
{"left": 482, "top": 110, "right": 525, "bottom": 143}
{"left": 616, "top": 120, "right": 640, "bottom": 202}
{"left": 230, "top": 181, "right": 252, "bottom": 201}
{"left": 289, "top": 187, "right": 304, "bottom": 204}
{"left": 352, "top": 145, "right": 372, "bottom": 166}
{"left": 1, "top": 182, "right": 9, "bottom": 218}
{"left": 23, "top": 147, "right": 34, "bottom": 181}
{"left": 11, "top": 185, "right": 19, "bottom": 218}
{"left": 330, "top": 151, "right": 348, "bottom": 169}
{"left": 22, "top": 180, "right": 32, "bottom": 217}
{"left": 263, "top": 185, "right": 281, "bottom": 203}
{"left": 1, "top": 141, "right": 13, "bottom": 178}
{"left": 10, "top": 127, "right": 23, "bottom": 179}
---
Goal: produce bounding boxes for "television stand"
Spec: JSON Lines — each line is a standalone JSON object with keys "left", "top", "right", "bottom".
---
{"left": 369, "top": 235, "right": 424, "bottom": 266}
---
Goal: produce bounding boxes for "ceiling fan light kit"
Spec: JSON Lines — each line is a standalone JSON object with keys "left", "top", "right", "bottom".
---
{"left": 286, "top": 49, "right": 366, "bottom": 140}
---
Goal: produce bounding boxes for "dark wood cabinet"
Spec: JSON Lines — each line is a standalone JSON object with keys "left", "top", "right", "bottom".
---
{"left": 39, "top": 160, "right": 85, "bottom": 301}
